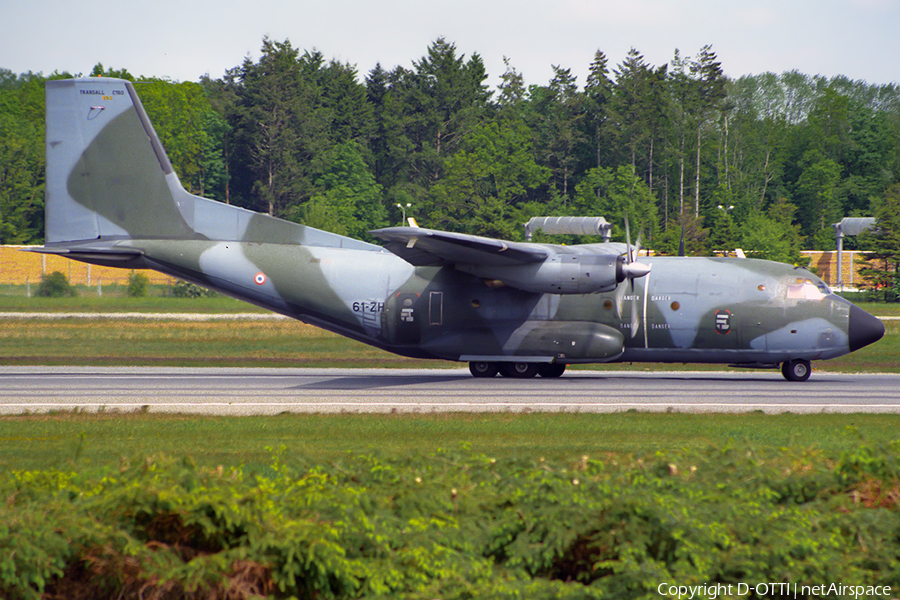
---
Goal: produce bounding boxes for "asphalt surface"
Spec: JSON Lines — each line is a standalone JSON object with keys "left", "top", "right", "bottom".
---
{"left": 1, "top": 367, "right": 899, "bottom": 415}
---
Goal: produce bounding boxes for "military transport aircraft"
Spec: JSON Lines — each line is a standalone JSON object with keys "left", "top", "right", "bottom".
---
{"left": 33, "top": 78, "right": 885, "bottom": 381}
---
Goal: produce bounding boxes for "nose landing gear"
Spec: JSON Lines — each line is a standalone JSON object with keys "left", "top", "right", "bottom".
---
{"left": 781, "top": 359, "right": 811, "bottom": 382}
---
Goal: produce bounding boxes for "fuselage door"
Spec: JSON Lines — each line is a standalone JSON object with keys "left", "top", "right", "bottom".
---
{"left": 384, "top": 292, "right": 422, "bottom": 345}
{"left": 429, "top": 291, "right": 443, "bottom": 326}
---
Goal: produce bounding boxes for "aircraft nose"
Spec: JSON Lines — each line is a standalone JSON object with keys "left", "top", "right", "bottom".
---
{"left": 848, "top": 303, "right": 885, "bottom": 352}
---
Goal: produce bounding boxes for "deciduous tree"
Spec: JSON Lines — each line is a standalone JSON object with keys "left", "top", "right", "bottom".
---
{"left": 429, "top": 119, "right": 549, "bottom": 238}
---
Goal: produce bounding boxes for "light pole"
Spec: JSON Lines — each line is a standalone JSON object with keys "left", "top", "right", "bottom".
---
{"left": 395, "top": 202, "right": 411, "bottom": 225}
{"left": 716, "top": 205, "right": 735, "bottom": 257}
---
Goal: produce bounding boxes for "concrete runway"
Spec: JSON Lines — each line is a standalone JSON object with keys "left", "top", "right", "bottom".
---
{"left": 1, "top": 366, "right": 899, "bottom": 415}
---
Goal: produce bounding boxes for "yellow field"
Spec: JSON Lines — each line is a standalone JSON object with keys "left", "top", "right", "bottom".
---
{"left": 0, "top": 246, "right": 176, "bottom": 286}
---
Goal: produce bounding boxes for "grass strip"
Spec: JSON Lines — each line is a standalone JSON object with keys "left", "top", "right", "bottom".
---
{"left": 2, "top": 314, "right": 897, "bottom": 370}
{"left": 2, "top": 411, "right": 899, "bottom": 473}
{"left": 2, "top": 287, "right": 898, "bottom": 370}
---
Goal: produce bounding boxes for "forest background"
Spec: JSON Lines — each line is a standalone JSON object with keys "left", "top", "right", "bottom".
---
{"left": 2, "top": 37, "right": 900, "bottom": 273}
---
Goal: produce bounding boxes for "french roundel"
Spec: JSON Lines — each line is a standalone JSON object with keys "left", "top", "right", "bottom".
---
{"left": 254, "top": 272, "right": 267, "bottom": 285}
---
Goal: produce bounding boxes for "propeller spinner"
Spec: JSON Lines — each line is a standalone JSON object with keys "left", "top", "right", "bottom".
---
{"left": 622, "top": 260, "right": 651, "bottom": 279}
{"left": 622, "top": 216, "right": 651, "bottom": 281}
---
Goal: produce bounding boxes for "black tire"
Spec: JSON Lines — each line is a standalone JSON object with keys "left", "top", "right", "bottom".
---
{"left": 537, "top": 363, "right": 566, "bottom": 378}
{"left": 469, "top": 361, "right": 499, "bottom": 378}
{"left": 782, "top": 359, "right": 811, "bottom": 382}
{"left": 498, "top": 362, "right": 539, "bottom": 378}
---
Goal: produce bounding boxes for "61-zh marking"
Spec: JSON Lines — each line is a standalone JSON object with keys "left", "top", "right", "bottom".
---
{"left": 352, "top": 301, "right": 385, "bottom": 313}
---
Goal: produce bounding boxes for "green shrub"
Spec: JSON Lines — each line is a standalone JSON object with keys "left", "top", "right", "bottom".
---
{"left": 35, "top": 271, "right": 75, "bottom": 298}
{"left": 126, "top": 272, "right": 149, "bottom": 297}
{"left": 4, "top": 444, "right": 900, "bottom": 599}
{"left": 172, "top": 280, "right": 216, "bottom": 298}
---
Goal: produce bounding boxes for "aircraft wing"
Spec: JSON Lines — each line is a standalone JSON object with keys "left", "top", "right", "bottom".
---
{"left": 370, "top": 227, "right": 551, "bottom": 267}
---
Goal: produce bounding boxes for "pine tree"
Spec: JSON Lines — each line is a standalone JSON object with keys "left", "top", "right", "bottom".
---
{"left": 859, "top": 183, "right": 900, "bottom": 301}
{"left": 234, "top": 38, "right": 309, "bottom": 216}
{"left": 497, "top": 57, "right": 526, "bottom": 110}
{"left": 612, "top": 48, "right": 651, "bottom": 174}
{"left": 689, "top": 45, "right": 727, "bottom": 217}
{"left": 583, "top": 50, "right": 614, "bottom": 169}
{"left": 545, "top": 65, "right": 583, "bottom": 201}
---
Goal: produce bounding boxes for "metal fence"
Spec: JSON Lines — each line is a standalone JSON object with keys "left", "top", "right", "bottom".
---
{"left": 802, "top": 250, "right": 870, "bottom": 289}
{"left": 0, "top": 246, "right": 176, "bottom": 286}
{"left": 0, "top": 245, "right": 873, "bottom": 290}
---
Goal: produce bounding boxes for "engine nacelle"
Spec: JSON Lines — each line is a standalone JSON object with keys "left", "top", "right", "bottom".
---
{"left": 457, "top": 254, "right": 625, "bottom": 294}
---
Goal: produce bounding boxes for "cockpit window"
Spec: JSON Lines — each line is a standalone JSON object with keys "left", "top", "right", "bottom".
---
{"left": 786, "top": 278, "right": 829, "bottom": 300}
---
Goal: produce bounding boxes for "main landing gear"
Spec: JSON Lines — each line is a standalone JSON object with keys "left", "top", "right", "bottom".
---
{"left": 468, "top": 361, "right": 566, "bottom": 378}
{"left": 781, "top": 359, "right": 811, "bottom": 382}
{"left": 471, "top": 359, "right": 813, "bottom": 381}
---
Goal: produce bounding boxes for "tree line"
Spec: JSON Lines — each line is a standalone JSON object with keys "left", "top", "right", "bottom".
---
{"left": 2, "top": 38, "right": 900, "bottom": 266}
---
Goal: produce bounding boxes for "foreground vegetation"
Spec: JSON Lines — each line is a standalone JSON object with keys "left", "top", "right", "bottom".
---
{"left": 2, "top": 412, "right": 900, "bottom": 599}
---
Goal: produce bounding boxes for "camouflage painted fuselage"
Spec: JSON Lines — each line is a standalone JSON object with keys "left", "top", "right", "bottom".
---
{"left": 37, "top": 78, "right": 884, "bottom": 377}
{"left": 97, "top": 238, "right": 865, "bottom": 368}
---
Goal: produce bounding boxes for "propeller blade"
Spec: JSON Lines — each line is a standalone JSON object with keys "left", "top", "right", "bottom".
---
{"left": 615, "top": 282, "right": 624, "bottom": 317}
{"left": 631, "top": 299, "right": 640, "bottom": 338}
{"left": 629, "top": 271, "right": 641, "bottom": 338}
{"left": 624, "top": 215, "right": 632, "bottom": 263}
{"left": 633, "top": 230, "right": 643, "bottom": 272}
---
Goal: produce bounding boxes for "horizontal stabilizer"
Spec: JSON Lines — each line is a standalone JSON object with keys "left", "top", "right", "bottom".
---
{"left": 24, "top": 243, "right": 145, "bottom": 268}
{"left": 26, "top": 245, "right": 143, "bottom": 260}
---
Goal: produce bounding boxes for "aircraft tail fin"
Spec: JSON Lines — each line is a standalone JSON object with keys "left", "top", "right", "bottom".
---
{"left": 44, "top": 78, "right": 378, "bottom": 250}
{"left": 45, "top": 78, "right": 199, "bottom": 243}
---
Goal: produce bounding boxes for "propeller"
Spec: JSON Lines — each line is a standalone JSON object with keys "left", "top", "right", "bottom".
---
{"left": 621, "top": 216, "right": 651, "bottom": 338}
{"left": 622, "top": 215, "right": 651, "bottom": 282}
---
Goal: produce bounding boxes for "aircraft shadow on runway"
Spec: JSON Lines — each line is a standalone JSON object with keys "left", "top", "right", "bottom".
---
{"left": 290, "top": 372, "right": 806, "bottom": 391}
{"left": 292, "top": 374, "right": 474, "bottom": 390}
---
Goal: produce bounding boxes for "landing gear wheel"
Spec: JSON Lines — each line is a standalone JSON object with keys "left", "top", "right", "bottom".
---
{"left": 469, "top": 361, "right": 499, "bottom": 378}
{"left": 537, "top": 363, "right": 566, "bottom": 378}
{"left": 499, "top": 362, "right": 539, "bottom": 378}
{"left": 782, "top": 359, "right": 811, "bottom": 382}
